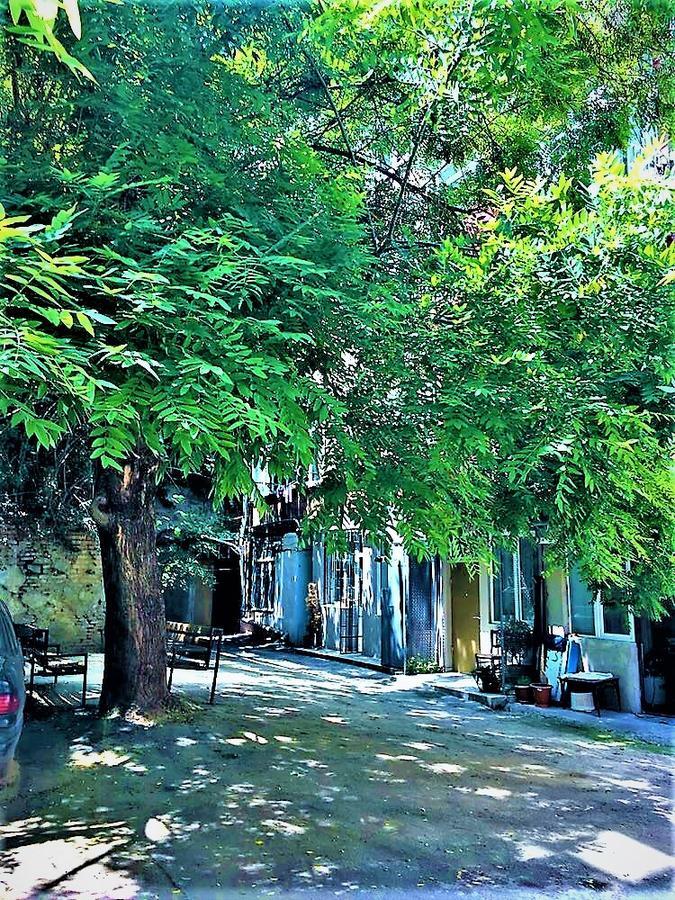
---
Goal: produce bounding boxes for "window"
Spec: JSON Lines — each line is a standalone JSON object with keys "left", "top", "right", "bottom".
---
{"left": 602, "top": 603, "right": 631, "bottom": 636}
{"left": 569, "top": 565, "right": 596, "bottom": 636}
{"left": 325, "top": 531, "right": 362, "bottom": 606}
{"left": 491, "top": 540, "right": 536, "bottom": 624}
{"left": 601, "top": 584, "right": 632, "bottom": 636}
{"left": 568, "top": 567, "right": 634, "bottom": 640}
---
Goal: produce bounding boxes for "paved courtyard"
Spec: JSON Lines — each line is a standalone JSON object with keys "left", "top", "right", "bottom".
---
{"left": 1, "top": 647, "right": 673, "bottom": 898}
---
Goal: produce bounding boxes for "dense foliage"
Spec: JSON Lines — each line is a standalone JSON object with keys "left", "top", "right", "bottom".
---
{"left": 1, "top": 1, "right": 371, "bottom": 492}
{"left": 333, "top": 149, "right": 674, "bottom": 615}
{"left": 1, "top": 0, "right": 673, "bottom": 618}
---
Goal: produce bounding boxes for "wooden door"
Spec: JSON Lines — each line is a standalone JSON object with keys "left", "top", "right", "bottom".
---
{"left": 451, "top": 565, "right": 480, "bottom": 673}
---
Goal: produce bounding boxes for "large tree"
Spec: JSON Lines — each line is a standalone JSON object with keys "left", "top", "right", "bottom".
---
{"left": 0, "top": 1, "right": 373, "bottom": 711}
{"left": 1, "top": 0, "right": 673, "bottom": 717}
{"left": 284, "top": 1, "right": 674, "bottom": 611}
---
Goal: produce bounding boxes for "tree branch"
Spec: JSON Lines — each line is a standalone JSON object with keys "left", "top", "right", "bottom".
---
{"left": 289, "top": 22, "right": 380, "bottom": 253}
{"left": 311, "top": 142, "right": 467, "bottom": 214}
{"left": 379, "top": 108, "right": 431, "bottom": 254}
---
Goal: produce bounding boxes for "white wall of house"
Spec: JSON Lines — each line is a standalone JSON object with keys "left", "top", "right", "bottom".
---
{"left": 441, "top": 563, "right": 453, "bottom": 669}
{"left": 476, "top": 556, "right": 643, "bottom": 713}
{"left": 390, "top": 541, "right": 409, "bottom": 660}
{"left": 361, "top": 546, "right": 382, "bottom": 660}
{"left": 274, "top": 535, "right": 312, "bottom": 645}
{"left": 577, "top": 637, "right": 641, "bottom": 713}
{"left": 478, "top": 563, "right": 493, "bottom": 654}
{"left": 552, "top": 569, "right": 642, "bottom": 714}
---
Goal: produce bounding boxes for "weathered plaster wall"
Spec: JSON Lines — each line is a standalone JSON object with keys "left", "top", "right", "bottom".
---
{"left": 545, "top": 569, "right": 568, "bottom": 627}
{"left": 544, "top": 569, "right": 642, "bottom": 713}
{"left": 361, "top": 547, "right": 381, "bottom": 660}
{"left": 165, "top": 577, "right": 214, "bottom": 627}
{"left": 578, "top": 636, "right": 641, "bottom": 714}
{"left": 0, "top": 525, "right": 105, "bottom": 652}
{"left": 478, "top": 563, "right": 493, "bottom": 654}
{"left": 383, "top": 541, "right": 406, "bottom": 669}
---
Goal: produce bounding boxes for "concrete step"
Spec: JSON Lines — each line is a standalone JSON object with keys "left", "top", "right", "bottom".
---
{"left": 292, "top": 646, "right": 392, "bottom": 673}
{"left": 433, "top": 679, "right": 508, "bottom": 710}
{"left": 291, "top": 647, "right": 509, "bottom": 709}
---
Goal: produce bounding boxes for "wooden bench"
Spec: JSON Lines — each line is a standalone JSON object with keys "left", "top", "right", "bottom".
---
{"left": 14, "top": 623, "right": 88, "bottom": 708}
{"left": 166, "top": 621, "right": 224, "bottom": 705}
{"left": 165, "top": 621, "right": 223, "bottom": 669}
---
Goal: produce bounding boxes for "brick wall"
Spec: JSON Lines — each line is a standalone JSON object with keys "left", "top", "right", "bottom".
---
{"left": 0, "top": 523, "right": 105, "bottom": 653}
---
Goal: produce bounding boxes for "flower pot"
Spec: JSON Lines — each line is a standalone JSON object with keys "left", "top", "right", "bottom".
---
{"left": 514, "top": 684, "right": 532, "bottom": 704}
{"left": 531, "top": 683, "right": 552, "bottom": 707}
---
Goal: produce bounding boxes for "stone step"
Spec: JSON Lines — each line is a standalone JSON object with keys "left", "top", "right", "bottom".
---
{"left": 433, "top": 680, "right": 508, "bottom": 710}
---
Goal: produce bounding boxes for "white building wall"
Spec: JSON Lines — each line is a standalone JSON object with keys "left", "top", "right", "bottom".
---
{"left": 554, "top": 571, "right": 642, "bottom": 714}
{"left": 477, "top": 560, "right": 642, "bottom": 712}
{"left": 360, "top": 546, "right": 381, "bottom": 660}
{"left": 478, "top": 563, "right": 492, "bottom": 654}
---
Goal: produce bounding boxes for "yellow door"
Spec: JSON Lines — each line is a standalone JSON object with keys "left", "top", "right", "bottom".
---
{"left": 451, "top": 565, "right": 480, "bottom": 673}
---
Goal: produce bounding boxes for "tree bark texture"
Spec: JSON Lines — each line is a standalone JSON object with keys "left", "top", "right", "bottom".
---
{"left": 93, "top": 452, "right": 168, "bottom": 714}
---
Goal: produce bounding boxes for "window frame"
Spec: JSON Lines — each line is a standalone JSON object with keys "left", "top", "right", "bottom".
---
{"left": 566, "top": 573, "right": 635, "bottom": 642}
{"left": 489, "top": 542, "right": 536, "bottom": 625}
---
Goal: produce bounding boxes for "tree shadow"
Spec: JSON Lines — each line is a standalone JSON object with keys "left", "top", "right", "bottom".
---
{"left": 1, "top": 646, "right": 672, "bottom": 896}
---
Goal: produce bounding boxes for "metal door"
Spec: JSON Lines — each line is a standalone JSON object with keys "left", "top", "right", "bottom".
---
{"left": 407, "top": 558, "right": 434, "bottom": 661}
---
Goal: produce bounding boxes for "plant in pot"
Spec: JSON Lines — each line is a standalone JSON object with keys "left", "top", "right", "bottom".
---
{"left": 503, "top": 618, "right": 535, "bottom": 685}
{"left": 513, "top": 675, "right": 533, "bottom": 704}
{"left": 531, "top": 679, "right": 553, "bottom": 707}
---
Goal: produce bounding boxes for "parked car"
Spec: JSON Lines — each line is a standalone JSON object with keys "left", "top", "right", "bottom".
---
{"left": 0, "top": 600, "right": 25, "bottom": 783}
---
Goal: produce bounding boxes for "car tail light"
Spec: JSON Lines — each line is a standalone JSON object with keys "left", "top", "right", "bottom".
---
{"left": 0, "top": 681, "right": 19, "bottom": 715}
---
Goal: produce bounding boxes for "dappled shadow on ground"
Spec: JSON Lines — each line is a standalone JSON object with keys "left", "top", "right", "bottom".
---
{"left": 1, "top": 646, "right": 673, "bottom": 898}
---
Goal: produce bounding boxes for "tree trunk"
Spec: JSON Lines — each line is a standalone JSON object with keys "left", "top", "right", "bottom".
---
{"left": 92, "top": 452, "right": 168, "bottom": 714}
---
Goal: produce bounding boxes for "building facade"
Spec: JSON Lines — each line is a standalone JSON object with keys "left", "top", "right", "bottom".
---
{"left": 241, "top": 473, "right": 671, "bottom": 714}
{"left": 445, "top": 549, "right": 673, "bottom": 715}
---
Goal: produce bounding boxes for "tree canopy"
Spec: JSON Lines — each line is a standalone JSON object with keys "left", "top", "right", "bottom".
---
{"left": 1, "top": 0, "right": 674, "bottom": 620}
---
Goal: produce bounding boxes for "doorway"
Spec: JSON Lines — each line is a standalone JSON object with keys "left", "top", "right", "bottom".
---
{"left": 407, "top": 559, "right": 434, "bottom": 662}
{"left": 451, "top": 565, "right": 480, "bottom": 673}
{"left": 211, "top": 553, "right": 242, "bottom": 634}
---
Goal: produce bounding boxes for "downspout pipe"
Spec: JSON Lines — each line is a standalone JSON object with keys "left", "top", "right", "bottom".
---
{"left": 398, "top": 560, "right": 406, "bottom": 675}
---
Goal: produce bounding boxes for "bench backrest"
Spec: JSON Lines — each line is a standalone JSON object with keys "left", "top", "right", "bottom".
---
{"left": 166, "top": 621, "right": 223, "bottom": 640}
{"left": 14, "top": 623, "right": 49, "bottom": 657}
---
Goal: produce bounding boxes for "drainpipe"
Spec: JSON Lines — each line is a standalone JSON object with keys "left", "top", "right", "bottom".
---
{"left": 398, "top": 560, "right": 406, "bottom": 675}
{"left": 500, "top": 609, "right": 506, "bottom": 694}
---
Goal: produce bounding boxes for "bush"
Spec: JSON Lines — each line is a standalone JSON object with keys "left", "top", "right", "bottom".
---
{"left": 406, "top": 655, "right": 442, "bottom": 675}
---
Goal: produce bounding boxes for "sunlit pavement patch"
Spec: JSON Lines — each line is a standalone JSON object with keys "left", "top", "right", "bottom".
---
{"left": 4, "top": 648, "right": 674, "bottom": 897}
{"left": 572, "top": 830, "right": 675, "bottom": 884}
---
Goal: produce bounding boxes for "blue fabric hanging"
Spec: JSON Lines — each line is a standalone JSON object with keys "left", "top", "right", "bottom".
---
{"left": 566, "top": 639, "right": 583, "bottom": 674}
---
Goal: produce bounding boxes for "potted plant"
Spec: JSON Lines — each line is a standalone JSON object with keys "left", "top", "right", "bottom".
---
{"left": 513, "top": 676, "right": 533, "bottom": 704}
{"left": 503, "top": 619, "right": 533, "bottom": 661}
{"left": 531, "top": 680, "right": 552, "bottom": 707}
{"left": 503, "top": 619, "right": 535, "bottom": 685}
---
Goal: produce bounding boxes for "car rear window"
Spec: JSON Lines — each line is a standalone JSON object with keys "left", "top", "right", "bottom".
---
{"left": 0, "top": 601, "right": 20, "bottom": 655}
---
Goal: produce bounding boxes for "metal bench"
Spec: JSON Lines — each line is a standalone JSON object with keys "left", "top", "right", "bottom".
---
{"left": 14, "top": 623, "right": 88, "bottom": 708}
{"left": 165, "top": 621, "right": 224, "bottom": 705}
